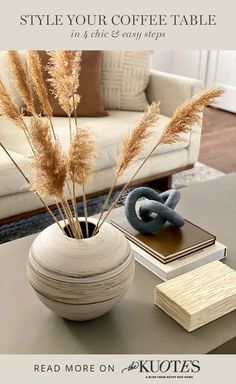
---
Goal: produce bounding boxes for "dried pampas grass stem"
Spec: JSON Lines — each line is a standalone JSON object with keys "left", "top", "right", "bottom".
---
{"left": 27, "top": 51, "right": 57, "bottom": 141}
{"left": 8, "top": 51, "right": 36, "bottom": 116}
{"left": 0, "top": 79, "right": 36, "bottom": 155}
{"left": 160, "top": 87, "right": 224, "bottom": 145}
{"left": 116, "top": 102, "right": 160, "bottom": 178}
{"left": 29, "top": 117, "right": 67, "bottom": 200}
{"left": 68, "top": 126, "right": 96, "bottom": 237}
{"left": 68, "top": 126, "right": 96, "bottom": 186}
{"left": 0, "top": 79, "right": 26, "bottom": 130}
{"left": 95, "top": 87, "right": 223, "bottom": 233}
{"left": 0, "top": 50, "right": 223, "bottom": 239}
{"left": 0, "top": 142, "right": 64, "bottom": 233}
{"left": 47, "top": 50, "right": 82, "bottom": 116}
{"left": 27, "top": 51, "right": 53, "bottom": 118}
{"left": 28, "top": 118, "right": 80, "bottom": 238}
{"left": 94, "top": 102, "right": 160, "bottom": 234}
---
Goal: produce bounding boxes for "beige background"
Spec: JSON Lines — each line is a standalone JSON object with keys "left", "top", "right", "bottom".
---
{"left": 0, "top": 355, "right": 235, "bottom": 383}
{"left": 0, "top": 0, "right": 235, "bottom": 49}
{"left": 0, "top": 0, "right": 235, "bottom": 382}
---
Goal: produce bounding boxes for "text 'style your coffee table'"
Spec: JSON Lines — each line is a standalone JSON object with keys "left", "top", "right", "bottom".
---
{"left": 0, "top": 174, "right": 236, "bottom": 354}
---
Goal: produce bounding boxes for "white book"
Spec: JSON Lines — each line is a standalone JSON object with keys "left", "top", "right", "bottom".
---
{"left": 131, "top": 240, "right": 227, "bottom": 281}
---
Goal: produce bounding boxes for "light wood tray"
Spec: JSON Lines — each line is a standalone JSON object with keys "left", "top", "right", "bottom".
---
{"left": 154, "top": 261, "right": 236, "bottom": 332}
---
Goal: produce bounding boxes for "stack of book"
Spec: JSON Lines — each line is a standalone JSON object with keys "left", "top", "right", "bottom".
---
{"left": 111, "top": 214, "right": 227, "bottom": 281}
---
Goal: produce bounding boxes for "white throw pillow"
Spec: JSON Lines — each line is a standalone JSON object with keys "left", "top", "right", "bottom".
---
{"left": 102, "top": 51, "right": 151, "bottom": 111}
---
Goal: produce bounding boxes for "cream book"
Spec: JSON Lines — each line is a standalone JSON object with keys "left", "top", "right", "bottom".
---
{"left": 131, "top": 240, "right": 226, "bottom": 280}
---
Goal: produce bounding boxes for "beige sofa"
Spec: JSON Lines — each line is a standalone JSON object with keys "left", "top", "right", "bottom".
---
{"left": 0, "top": 70, "right": 203, "bottom": 222}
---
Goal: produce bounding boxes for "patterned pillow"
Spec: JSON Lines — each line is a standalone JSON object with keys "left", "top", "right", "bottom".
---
{"left": 102, "top": 51, "right": 152, "bottom": 111}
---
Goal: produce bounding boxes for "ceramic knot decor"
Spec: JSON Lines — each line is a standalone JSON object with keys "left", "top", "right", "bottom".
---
{"left": 27, "top": 217, "right": 135, "bottom": 321}
{"left": 125, "top": 187, "right": 185, "bottom": 234}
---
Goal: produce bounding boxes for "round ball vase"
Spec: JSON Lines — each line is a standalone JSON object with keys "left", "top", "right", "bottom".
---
{"left": 27, "top": 217, "right": 135, "bottom": 321}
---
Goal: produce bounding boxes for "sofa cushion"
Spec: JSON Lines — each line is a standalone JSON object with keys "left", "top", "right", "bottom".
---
{"left": 0, "top": 111, "right": 190, "bottom": 197}
{"left": 0, "top": 148, "right": 31, "bottom": 197}
{"left": 0, "top": 147, "right": 191, "bottom": 219}
{"left": 102, "top": 51, "right": 151, "bottom": 111}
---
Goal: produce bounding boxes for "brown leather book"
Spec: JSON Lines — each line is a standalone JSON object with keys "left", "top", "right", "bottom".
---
{"left": 110, "top": 214, "right": 216, "bottom": 264}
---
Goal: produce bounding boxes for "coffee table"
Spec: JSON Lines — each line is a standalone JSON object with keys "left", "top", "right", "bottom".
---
{"left": 0, "top": 174, "right": 236, "bottom": 354}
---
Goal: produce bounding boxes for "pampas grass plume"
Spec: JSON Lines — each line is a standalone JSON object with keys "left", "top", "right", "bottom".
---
{"left": 29, "top": 117, "right": 67, "bottom": 199}
{"left": 8, "top": 50, "right": 36, "bottom": 115}
{"left": 160, "top": 88, "right": 223, "bottom": 145}
{"left": 68, "top": 125, "right": 96, "bottom": 186}
{"left": 27, "top": 51, "right": 53, "bottom": 117}
{"left": 116, "top": 102, "right": 160, "bottom": 178}
{"left": 0, "top": 79, "right": 26, "bottom": 130}
{"left": 47, "top": 50, "right": 82, "bottom": 116}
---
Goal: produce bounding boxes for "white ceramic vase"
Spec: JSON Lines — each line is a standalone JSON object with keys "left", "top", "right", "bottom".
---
{"left": 27, "top": 217, "right": 135, "bottom": 321}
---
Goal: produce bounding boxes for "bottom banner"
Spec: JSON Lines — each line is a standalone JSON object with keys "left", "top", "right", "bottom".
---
{"left": 0, "top": 354, "right": 235, "bottom": 383}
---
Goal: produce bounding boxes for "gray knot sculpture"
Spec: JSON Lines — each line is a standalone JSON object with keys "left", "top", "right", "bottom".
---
{"left": 124, "top": 187, "right": 185, "bottom": 234}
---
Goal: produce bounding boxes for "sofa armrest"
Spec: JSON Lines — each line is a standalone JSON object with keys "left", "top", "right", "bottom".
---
{"left": 146, "top": 70, "right": 204, "bottom": 117}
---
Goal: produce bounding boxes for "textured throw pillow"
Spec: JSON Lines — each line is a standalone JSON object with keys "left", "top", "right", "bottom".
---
{"left": 35, "top": 51, "right": 108, "bottom": 117}
{"left": 102, "top": 51, "right": 152, "bottom": 111}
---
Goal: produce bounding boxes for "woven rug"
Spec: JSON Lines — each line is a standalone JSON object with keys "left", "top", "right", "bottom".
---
{"left": 0, "top": 162, "right": 225, "bottom": 244}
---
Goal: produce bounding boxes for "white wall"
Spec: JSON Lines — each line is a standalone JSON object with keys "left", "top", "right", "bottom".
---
{"left": 152, "top": 51, "right": 173, "bottom": 73}
{"left": 152, "top": 50, "right": 236, "bottom": 112}
{"left": 152, "top": 50, "right": 208, "bottom": 82}
{"left": 209, "top": 51, "right": 236, "bottom": 112}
